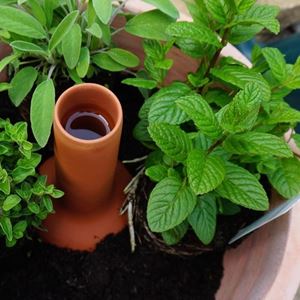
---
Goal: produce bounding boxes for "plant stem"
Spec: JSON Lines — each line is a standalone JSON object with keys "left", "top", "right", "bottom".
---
{"left": 203, "top": 28, "right": 231, "bottom": 80}
{"left": 208, "top": 134, "right": 227, "bottom": 154}
{"left": 48, "top": 65, "right": 56, "bottom": 79}
{"left": 109, "top": 0, "right": 129, "bottom": 25}
{"left": 112, "top": 27, "right": 125, "bottom": 36}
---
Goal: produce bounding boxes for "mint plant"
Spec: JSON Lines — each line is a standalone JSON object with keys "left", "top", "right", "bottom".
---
{"left": 126, "top": 0, "right": 300, "bottom": 246}
{"left": 0, "top": 0, "right": 175, "bottom": 147}
{"left": 0, "top": 118, "right": 63, "bottom": 247}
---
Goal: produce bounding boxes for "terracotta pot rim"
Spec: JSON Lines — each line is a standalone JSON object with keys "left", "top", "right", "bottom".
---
{"left": 55, "top": 83, "right": 123, "bottom": 145}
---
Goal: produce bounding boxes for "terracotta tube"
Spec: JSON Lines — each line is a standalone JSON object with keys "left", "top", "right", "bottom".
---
{"left": 39, "top": 83, "right": 131, "bottom": 251}
{"left": 54, "top": 83, "right": 122, "bottom": 212}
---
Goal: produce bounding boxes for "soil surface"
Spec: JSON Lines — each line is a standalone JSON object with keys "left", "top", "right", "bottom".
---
{"left": 0, "top": 73, "right": 260, "bottom": 299}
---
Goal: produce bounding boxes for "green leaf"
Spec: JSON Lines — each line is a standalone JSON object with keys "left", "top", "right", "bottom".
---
{"left": 147, "top": 177, "right": 196, "bottom": 232}
{"left": 188, "top": 194, "right": 217, "bottom": 245}
{"left": 204, "top": 0, "right": 229, "bottom": 24}
{"left": 229, "top": 24, "right": 263, "bottom": 44}
{"left": 3, "top": 194, "right": 21, "bottom": 211}
{"left": 92, "top": 0, "right": 112, "bottom": 24}
{"left": 148, "top": 123, "right": 192, "bottom": 162}
{"left": 266, "top": 103, "right": 300, "bottom": 124}
{"left": 218, "top": 82, "right": 261, "bottom": 133}
{"left": 92, "top": 53, "right": 125, "bottom": 72}
{"left": 146, "top": 164, "right": 168, "bottom": 182}
{"left": 187, "top": 149, "right": 225, "bottom": 195}
{"left": 28, "top": 202, "right": 40, "bottom": 214}
{"left": 8, "top": 67, "right": 38, "bottom": 107}
{"left": 144, "top": 0, "right": 179, "bottom": 19}
{"left": 133, "top": 119, "right": 152, "bottom": 142}
{"left": 223, "top": 132, "right": 293, "bottom": 158}
{"left": 161, "top": 221, "right": 189, "bottom": 245}
{"left": 0, "top": 217, "right": 13, "bottom": 241}
{"left": 218, "top": 198, "right": 241, "bottom": 215}
{"left": 62, "top": 23, "right": 82, "bottom": 69}
{"left": 10, "top": 41, "right": 49, "bottom": 57}
{"left": 76, "top": 47, "right": 90, "bottom": 78}
{"left": 261, "top": 47, "right": 287, "bottom": 82}
{"left": 166, "top": 21, "right": 221, "bottom": 47}
{"left": 148, "top": 82, "right": 192, "bottom": 125}
{"left": 27, "top": 0, "right": 47, "bottom": 26}
{"left": 122, "top": 78, "right": 157, "bottom": 89}
{"left": 236, "top": 0, "right": 256, "bottom": 13}
{"left": 49, "top": 10, "right": 79, "bottom": 51}
{"left": 176, "top": 94, "right": 222, "bottom": 140}
{"left": 0, "top": 82, "right": 11, "bottom": 92}
{"left": 13, "top": 220, "right": 27, "bottom": 239}
{"left": 0, "top": 54, "right": 19, "bottom": 73}
{"left": 211, "top": 65, "right": 271, "bottom": 102}
{"left": 0, "top": 5, "right": 46, "bottom": 38}
{"left": 230, "top": 4, "right": 280, "bottom": 34}
{"left": 12, "top": 166, "right": 35, "bottom": 183}
{"left": 30, "top": 79, "right": 55, "bottom": 147}
{"left": 42, "top": 195, "right": 53, "bottom": 212}
{"left": 267, "top": 157, "right": 300, "bottom": 199}
{"left": 216, "top": 162, "right": 269, "bottom": 211}
{"left": 106, "top": 48, "right": 140, "bottom": 68}
{"left": 125, "top": 9, "right": 175, "bottom": 41}
{"left": 51, "top": 188, "right": 64, "bottom": 198}
{"left": 86, "top": 23, "right": 102, "bottom": 38}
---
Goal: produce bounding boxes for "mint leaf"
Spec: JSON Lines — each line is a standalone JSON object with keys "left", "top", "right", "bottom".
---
{"left": 176, "top": 94, "right": 222, "bottom": 140}
{"left": 266, "top": 103, "right": 300, "bottom": 124}
{"left": 148, "top": 83, "right": 192, "bottom": 125}
{"left": 147, "top": 177, "right": 196, "bottom": 232}
{"left": 267, "top": 157, "right": 300, "bottom": 198}
{"left": 218, "top": 82, "right": 261, "bottom": 133}
{"left": 148, "top": 123, "right": 192, "bottom": 162}
{"left": 133, "top": 119, "right": 152, "bottom": 142}
{"left": 188, "top": 194, "right": 217, "bottom": 245}
{"left": 293, "top": 134, "right": 300, "bottom": 149}
{"left": 187, "top": 149, "right": 225, "bottom": 195}
{"left": 144, "top": 0, "right": 179, "bottom": 19}
{"left": 223, "top": 132, "right": 293, "bottom": 157}
{"left": 166, "top": 21, "right": 221, "bottom": 48}
{"left": 230, "top": 4, "right": 280, "bottom": 34}
{"left": 0, "top": 217, "right": 13, "bottom": 241}
{"left": 161, "top": 221, "right": 189, "bottom": 245}
{"left": 204, "top": 0, "right": 229, "bottom": 24}
{"left": 125, "top": 9, "right": 174, "bottom": 41}
{"left": 216, "top": 162, "right": 269, "bottom": 211}
{"left": 229, "top": 24, "right": 263, "bottom": 44}
{"left": 236, "top": 0, "right": 256, "bottom": 13}
{"left": 261, "top": 47, "right": 287, "bottom": 82}
{"left": 145, "top": 164, "right": 168, "bottom": 182}
{"left": 211, "top": 65, "right": 271, "bottom": 101}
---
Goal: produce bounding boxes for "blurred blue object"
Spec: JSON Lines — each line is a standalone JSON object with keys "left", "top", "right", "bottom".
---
{"left": 236, "top": 32, "right": 300, "bottom": 132}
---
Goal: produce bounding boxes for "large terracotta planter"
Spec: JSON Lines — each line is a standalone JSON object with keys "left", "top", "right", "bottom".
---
{"left": 119, "top": 1, "right": 300, "bottom": 299}
{"left": 39, "top": 83, "right": 131, "bottom": 251}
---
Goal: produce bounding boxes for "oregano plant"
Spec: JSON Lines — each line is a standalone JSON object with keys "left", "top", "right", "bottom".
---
{"left": 125, "top": 0, "right": 300, "bottom": 246}
{"left": 0, "top": 0, "right": 179, "bottom": 147}
{"left": 0, "top": 118, "right": 63, "bottom": 246}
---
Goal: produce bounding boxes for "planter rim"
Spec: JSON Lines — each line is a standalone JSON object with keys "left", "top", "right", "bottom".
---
{"left": 55, "top": 83, "right": 123, "bottom": 145}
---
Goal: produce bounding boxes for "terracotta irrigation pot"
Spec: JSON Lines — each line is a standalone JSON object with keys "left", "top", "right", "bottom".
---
{"left": 39, "top": 83, "right": 131, "bottom": 251}
{"left": 119, "top": 1, "right": 300, "bottom": 299}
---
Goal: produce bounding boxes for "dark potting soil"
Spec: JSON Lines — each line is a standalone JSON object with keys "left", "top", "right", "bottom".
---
{"left": 0, "top": 72, "right": 260, "bottom": 300}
